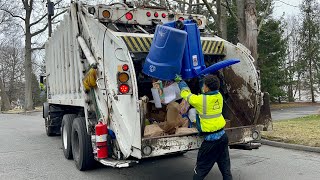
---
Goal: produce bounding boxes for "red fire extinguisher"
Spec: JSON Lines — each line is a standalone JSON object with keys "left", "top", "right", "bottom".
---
{"left": 95, "top": 121, "right": 108, "bottom": 159}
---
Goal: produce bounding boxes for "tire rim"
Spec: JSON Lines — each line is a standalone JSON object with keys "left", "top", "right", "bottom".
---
{"left": 63, "top": 124, "right": 68, "bottom": 149}
{"left": 45, "top": 118, "right": 49, "bottom": 131}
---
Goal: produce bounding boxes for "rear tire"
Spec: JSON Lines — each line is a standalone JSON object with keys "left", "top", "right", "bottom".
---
{"left": 71, "top": 117, "right": 95, "bottom": 171}
{"left": 61, "top": 114, "right": 78, "bottom": 159}
{"left": 45, "top": 117, "right": 55, "bottom": 136}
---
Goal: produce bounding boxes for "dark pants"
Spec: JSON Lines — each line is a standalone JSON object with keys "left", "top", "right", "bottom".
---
{"left": 193, "top": 133, "right": 232, "bottom": 180}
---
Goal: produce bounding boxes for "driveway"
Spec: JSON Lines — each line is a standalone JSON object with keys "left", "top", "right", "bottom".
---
{"left": 271, "top": 106, "right": 320, "bottom": 121}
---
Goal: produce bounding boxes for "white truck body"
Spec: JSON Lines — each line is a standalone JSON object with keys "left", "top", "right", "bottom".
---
{"left": 44, "top": 1, "right": 271, "bottom": 169}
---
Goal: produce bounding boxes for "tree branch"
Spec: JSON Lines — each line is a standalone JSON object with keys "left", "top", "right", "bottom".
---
{"left": 30, "top": 0, "right": 34, "bottom": 10}
{"left": 0, "top": 8, "right": 25, "bottom": 21}
{"left": 221, "top": 2, "right": 227, "bottom": 8}
{"left": 54, "top": 0, "right": 63, "bottom": 6}
{"left": 173, "top": 0, "right": 205, "bottom": 6}
{"left": 21, "top": 0, "right": 27, "bottom": 10}
{"left": 31, "top": 24, "right": 48, "bottom": 37}
{"left": 30, "top": 13, "right": 47, "bottom": 27}
{"left": 225, "top": 0, "right": 239, "bottom": 23}
{"left": 257, "top": 0, "right": 271, "bottom": 35}
{"left": 202, "top": 0, "right": 217, "bottom": 22}
{"left": 52, "top": 9, "right": 67, "bottom": 20}
{"left": 52, "top": 20, "right": 61, "bottom": 25}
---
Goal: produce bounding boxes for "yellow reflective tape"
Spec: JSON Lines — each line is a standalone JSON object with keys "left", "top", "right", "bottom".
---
{"left": 136, "top": 37, "right": 147, "bottom": 52}
{"left": 209, "top": 41, "right": 217, "bottom": 54}
{"left": 146, "top": 37, "right": 153, "bottom": 47}
{"left": 129, "top": 37, "right": 141, "bottom": 52}
{"left": 214, "top": 41, "right": 223, "bottom": 54}
{"left": 218, "top": 41, "right": 225, "bottom": 54}
{"left": 123, "top": 36, "right": 135, "bottom": 52}
{"left": 205, "top": 41, "right": 213, "bottom": 54}
{"left": 142, "top": 37, "right": 151, "bottom": 50}
{"left": 202, "top": 41, "right": 208, "bottom": 52}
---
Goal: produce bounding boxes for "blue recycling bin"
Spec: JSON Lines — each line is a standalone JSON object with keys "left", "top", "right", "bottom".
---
{"left": 143, "top": 25, "right": 187, "bottom": 80}
{"left": 164, "top": 20, "right": 206, "bottom": 79}
{"left": 181, "top": 20, "right": 206, "bottom": 79}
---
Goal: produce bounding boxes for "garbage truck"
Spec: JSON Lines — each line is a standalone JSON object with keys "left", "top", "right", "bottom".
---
{"left": 43, "top": 1, "right": 272, "bottom": 170}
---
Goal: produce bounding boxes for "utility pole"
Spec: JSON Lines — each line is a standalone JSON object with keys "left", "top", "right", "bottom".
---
{"left": 47, "top": 0, "right": 54, "bottom": 37}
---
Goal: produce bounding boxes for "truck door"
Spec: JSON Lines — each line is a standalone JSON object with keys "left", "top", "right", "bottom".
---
{"left": 102, "top": 31, "right": 141, "bottom": 158}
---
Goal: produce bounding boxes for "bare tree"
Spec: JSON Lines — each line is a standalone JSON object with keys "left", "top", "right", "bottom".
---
{"left": 0, "top": 39, "right": 25, "bottom": 104}
{"left": 0, "top": 4, "right": 12, "bottom": 111}
{"left": 284, "top": 15, "right": 301, "bottom": 102}
{"left": 0, "top": 0, "right": 67, "bottom": 110}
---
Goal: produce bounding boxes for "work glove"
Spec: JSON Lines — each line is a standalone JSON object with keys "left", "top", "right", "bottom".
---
{"left": 174, "top": 74, "right": 182, "bottom": 82}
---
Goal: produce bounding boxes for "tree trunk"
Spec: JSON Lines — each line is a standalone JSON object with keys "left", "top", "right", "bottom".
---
{"left": 0, "top": 78, "right": 11, "bottom": 111}
{"left": 187, "top": 0, "right": 192, "bottom": 13}
{"left": 216, "top": 0, "right": 222, "bottom": 37}
{"left": 236, "top": 0, "right": 246, "bottom": 43}
{"left": 216, "top": 0, "right": 227, "bottom": 39}
{"left": 288, "top": 84, "right": 294, "bottom": 102}
{"left": 182, "top": 0, "right": 186, "bottom": 13}
{"left": 236, "top": 0, "right": 258, "bottom": 66}
{"left": 24, "top": 10, "right": 33, "bottom": 110}
{"left": 197, "top": 0, "right": 200, "bottom": 14}
{"left": 309, "top": 59, "right": 315, "bottom": 103}
{"left": 221, "top": 2, "right": 228, "bottom": 39}
{"left": 9, "top": 49, "right": 17, "bottom": 102}
{"left": 244, "top": 0, "right": 258, "bottom": 64}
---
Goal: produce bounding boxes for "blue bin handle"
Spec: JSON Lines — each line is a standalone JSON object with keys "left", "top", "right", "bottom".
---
{"left": 197, "top": 59, "right": 240, "bottom": 76}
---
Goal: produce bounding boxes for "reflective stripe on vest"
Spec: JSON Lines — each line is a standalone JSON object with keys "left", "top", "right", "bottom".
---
{"left": 198, "top": 95, "right": 222, "bottom": 119}
{"left": 187, "top": 93, "right": 192, "bottom": 103}
{"left": 199, "top": 113, "right": 222, "bottom": 119}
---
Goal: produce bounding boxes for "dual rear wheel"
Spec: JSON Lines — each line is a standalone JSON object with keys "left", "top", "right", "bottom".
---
{"left": 61, "top": 115, "right": 95, "bottom": 170}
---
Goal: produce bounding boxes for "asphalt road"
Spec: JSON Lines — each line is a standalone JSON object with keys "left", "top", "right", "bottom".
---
{"left": 1, "top": 112, "right": 320, "bottom": 180}
{"left": 271, "top": 106, "right": 320, "bottom": 121}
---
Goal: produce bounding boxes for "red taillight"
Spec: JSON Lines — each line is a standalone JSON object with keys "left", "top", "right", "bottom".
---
{"left": 162, "top": 13, "right": 166, "bottom": 18}
{"left": 119, "top": 84, "right": 130, "bottom": 94}
{"left": 125, "top": 12, "right": 133, "bottom": 20}
{"left": 146, "top": 12, "right": 151, "bottom": 17}
{"left": 154, "top": 12, "right": 159, "bottom": 18}
{"left": 179, "top": 17, "right": 184, "bottom": 21}
{"left": 122, "top": 64, "right": 129, "bottom": 71}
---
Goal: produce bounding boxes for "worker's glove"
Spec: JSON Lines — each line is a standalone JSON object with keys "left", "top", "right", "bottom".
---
{"left": 174, "top": 74, "right": 182, "bottom": 82}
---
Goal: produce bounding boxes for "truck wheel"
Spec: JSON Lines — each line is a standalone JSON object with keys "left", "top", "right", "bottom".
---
{"left": 61, "top": 114, "right": 78, "bottom": 159}
{"left": 71, "top": 117, "right": 95, "bottom": 171}
{"left": 45, "top": 105, "right": 64, "bottom": 136}
{"left": 45, "top": 117, "right": 55, "bottom": 136}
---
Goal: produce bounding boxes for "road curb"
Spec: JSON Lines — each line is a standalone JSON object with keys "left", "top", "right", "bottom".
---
{"left": 1, "top": 110, "right": 42, "bottom": 114}
{"left": 260, "top": 139, "right": 320, "bottom": 153}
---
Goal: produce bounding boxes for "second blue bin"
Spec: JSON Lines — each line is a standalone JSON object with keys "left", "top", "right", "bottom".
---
{"left": 164, "top": 20, "right": 206, "bottom": 79}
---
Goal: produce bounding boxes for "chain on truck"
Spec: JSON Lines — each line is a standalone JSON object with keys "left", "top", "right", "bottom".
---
{"left": 42, "top": 0, "right": 272, "bottom": 170}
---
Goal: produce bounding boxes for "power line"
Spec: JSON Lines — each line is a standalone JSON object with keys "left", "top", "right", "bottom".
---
{"left": 275, "top": 0, "right": 299, "bottom": 8}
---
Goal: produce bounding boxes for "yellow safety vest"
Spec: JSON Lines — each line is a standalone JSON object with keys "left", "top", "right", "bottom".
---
{"left": 181, "top": 88, "right": 226, "bottom": 133}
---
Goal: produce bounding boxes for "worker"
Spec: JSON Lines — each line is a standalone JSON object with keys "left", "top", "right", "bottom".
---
{"left": 175, "top": 74, "right": 232, "bottom": 180}
{"left": 39, "top": 82, "right": 45, "bottom": 91}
